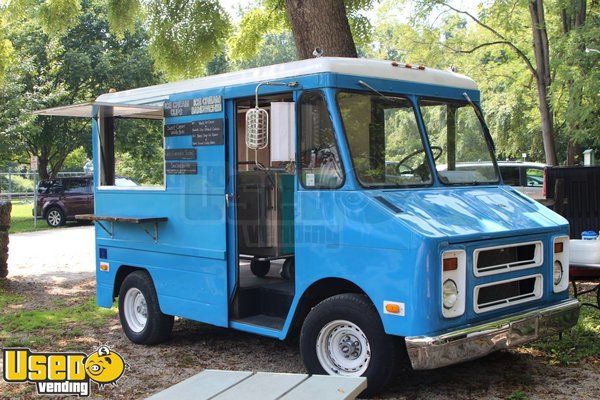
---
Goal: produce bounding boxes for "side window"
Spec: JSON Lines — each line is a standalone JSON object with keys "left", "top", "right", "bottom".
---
{"left": 299, "top": 92, "right": 344, "bottom": 189}
{"left": 526, "top": 168, "right": 543, "bottom": 187}
{"left": 65, "top": 179, "right": 88, "bottom": 194}
{"left": 48, "top": 182, "right": 64, "bottom": 194}
{"left": 500, "top": 167, "right": 520, "bottom": 186}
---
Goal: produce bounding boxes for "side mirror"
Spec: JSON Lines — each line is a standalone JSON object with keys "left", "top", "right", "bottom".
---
{"left": 245, "top": 107, "right": 269, "bottom": 150}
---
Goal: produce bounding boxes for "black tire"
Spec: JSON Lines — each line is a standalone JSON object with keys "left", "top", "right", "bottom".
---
{"left": 280, "top": 257, "right": 295, "bottom": 280}
{"left": 45, "top": 206, "right": 66, "bottom": 227}
{"left": 118, "top": 270, "right": 174, "bottom": 345}
{"left": 250, "top": 259, "right": 270, "bottom": 277}
{"left": 300, "top": 293, "right": 400, "bottom": 397}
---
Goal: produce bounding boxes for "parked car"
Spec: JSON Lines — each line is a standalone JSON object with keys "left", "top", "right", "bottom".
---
{"left": 34, "top": 176, "right": 94, "bottom": 227}
{"left": 35, "top": 176, "right": 139, "bottom": 227}
{"left": 497, "top": 161, "right": 546, "bottom": 200}
{"left": 438, "top": 161, "right": 547, "bottom": 200}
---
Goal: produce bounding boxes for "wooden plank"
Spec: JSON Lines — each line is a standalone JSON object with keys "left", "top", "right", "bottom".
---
{"left": 211, "top": 372, "right": 308, "bottom": 400}
{"left": 279, "top": 375, "right": 367, "bottom": 400}
{"left": 146, "top": 370, "right": 253, "bottom": 400}
{"left": 74, "top": 214, "right": 168, "bottom": 224}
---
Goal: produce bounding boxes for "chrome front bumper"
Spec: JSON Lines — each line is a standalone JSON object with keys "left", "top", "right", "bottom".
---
{"left": 405, "top": 299, "right": 580, "bottom": 370}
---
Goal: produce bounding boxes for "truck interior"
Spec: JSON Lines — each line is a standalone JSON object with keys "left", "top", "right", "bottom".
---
{"left": 230, "top": 91, "right": 297, "bottom": 330}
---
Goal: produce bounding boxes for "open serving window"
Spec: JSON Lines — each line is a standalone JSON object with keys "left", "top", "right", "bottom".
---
{"left": 35, "top": 102, "right": 165, "bottom": 189}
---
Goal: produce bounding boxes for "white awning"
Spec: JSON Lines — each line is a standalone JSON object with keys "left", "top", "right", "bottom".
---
{"left": 33, "top": 102, "right": 163, "bottom": 119}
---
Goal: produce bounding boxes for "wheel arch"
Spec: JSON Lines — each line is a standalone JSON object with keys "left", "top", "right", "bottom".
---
{"left": 113, "top": 265, "right": 150, "bottom": 299}
{"left": 286, "top": 277, "right": 376, "bottom": 340}
{"left": 43, "top": 203, "right": 64, "bottom": 218}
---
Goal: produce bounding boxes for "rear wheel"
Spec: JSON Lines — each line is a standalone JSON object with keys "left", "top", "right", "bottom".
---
{"left": 300, "top": 293, "right": 400, "bottom": 397}
{"left": 45, "top": 207, "right": 65, "bottom": 227}
{"left": 280, "top": 257, "right": 295, "bottom": 280}
{"left": 118, "top": 271, "right": 174, "bottom": 344}
{"left": 250, "top": 258, "right": 270, "bottom": 277}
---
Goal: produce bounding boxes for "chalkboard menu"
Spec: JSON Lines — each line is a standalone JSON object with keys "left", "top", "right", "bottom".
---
{"left": 164, "top": 123, "right": 192, "bottom": 137}
{"left": 192, "top": 119, "right": 224, "bottom": 146}
{"left": 166, "top": 162, "right": 197, "bottom": 175}
{"left": 165, "top": 149, "right": 197, "bottom": 160}
{"left": 164, "top": 95, "right": 222, "bottom": 117}
{"left": 164, "top": 119, "right": 224, "bottom": 147}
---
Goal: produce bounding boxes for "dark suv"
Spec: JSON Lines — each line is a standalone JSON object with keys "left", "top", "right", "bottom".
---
{"left": 35, "top": 176, "right": 93, "bottom": 227}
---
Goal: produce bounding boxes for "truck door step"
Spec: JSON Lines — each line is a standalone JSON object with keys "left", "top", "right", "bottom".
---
{"left": 235, "top": 285, "right": 294, "bottom": 320}
{"left": 232, "top": 315, "right": 285, "bottom": 331}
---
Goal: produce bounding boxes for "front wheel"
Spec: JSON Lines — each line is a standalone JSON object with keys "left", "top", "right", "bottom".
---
{"left": 118, "top": 271, "right": 174, "bottom": 344}
{"left": 300, "top": 293, "right": 401, "bottom": 397}
{"left": 46, "top": 207, "right": 65, "bottom": 227}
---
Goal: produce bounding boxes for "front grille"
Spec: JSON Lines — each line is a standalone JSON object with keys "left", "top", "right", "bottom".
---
{"left": 474, "top": 241, "right": 543, "bottom": 276}
{"left": 474, "top": 274, "right": 542, "bottom": 313}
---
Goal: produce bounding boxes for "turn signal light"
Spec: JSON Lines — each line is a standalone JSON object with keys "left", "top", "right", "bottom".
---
{"left": 443, "top": 257, "right": 459, "bottom": 271}
{"left": 385, "top": 303, "right": 401, "bottom": 314}
{"left": 554, "top": 242, "right": 564, "bottom": 253}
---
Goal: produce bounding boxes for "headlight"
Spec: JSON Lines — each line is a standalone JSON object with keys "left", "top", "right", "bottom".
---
{"left": 553, "top": 236, "right": 569, "bottom": 292}
{"left": 442, "top": 279, "right": 458, "bottom": 309}
{"left": 553, "top": 260, "right": 563, "bottom": 286}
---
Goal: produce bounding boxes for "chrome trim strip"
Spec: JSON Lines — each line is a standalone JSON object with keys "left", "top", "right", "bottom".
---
{"left": 473, "top": 273, "right": 543, "bottom": 313}
{"left": 473, "top": 240, "right": 543, "bottom": 277}
{"left": 405, "top": 299, "right": 580, "bottom": 370}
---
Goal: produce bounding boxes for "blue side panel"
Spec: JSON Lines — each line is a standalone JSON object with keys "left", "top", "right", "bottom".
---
{"left": 93, "top": 88, "right": 229, "bottom": 327}
{"left": 294, "top": 188, "right": 434, "bottom": 337}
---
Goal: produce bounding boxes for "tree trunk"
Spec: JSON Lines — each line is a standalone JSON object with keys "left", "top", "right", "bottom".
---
{"left": 529, "top": 0, "right": 557, "bottom": 166}
{"left": 0, "top": 201, "right": 11, "bottom": 279}
{"left": 285, "top": 0, "right": 357, "bottom": 59}
{"left": 37, "top": 155, "right": 50, "bottom": 180}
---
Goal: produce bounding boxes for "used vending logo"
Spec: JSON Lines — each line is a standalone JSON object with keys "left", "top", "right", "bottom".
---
{"left": 2, "top": 345, "right": 127, "bottom": 396}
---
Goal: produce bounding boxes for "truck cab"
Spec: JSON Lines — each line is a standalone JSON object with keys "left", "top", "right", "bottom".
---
{"left": 37, "top": 57, "right": 579, "bottom": 395}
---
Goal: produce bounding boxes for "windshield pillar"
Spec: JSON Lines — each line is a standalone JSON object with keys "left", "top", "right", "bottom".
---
{"left": 447, "top": 106, "right": 456, "bottom": 171}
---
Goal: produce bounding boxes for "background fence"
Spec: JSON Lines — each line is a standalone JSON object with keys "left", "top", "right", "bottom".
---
{"left": 0, "top": 171, "right": 88, "bottom": 201}
{"left": 545, "top": 166, "right": 600, "bottom": 238}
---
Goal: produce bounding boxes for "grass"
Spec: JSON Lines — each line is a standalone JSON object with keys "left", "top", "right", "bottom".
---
{"left": 527, "top": 291, "right": 600, "bottom": 364}
{"left": 0, "top": 281, "right": 117, "bottom": 348}
{"left": 8, "top": 201, "right": 78, "bottom": 234}
{"left": 8, "top": 201, "right": 50, "bottom": 234}
{"left": 506, "top": 390, "right": 529, "bottom": 400}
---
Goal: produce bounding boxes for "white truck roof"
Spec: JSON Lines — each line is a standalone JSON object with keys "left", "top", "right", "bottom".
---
{"left": 96, "top": 57, "right": 478, "bottom": 106}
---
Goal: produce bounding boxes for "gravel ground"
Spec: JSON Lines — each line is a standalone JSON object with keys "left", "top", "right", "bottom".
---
{"left": 7, "top": 226, "right": 95, "bottom": 282}
{"left": 2, "top": 228, "right": 600, "bottom": 399}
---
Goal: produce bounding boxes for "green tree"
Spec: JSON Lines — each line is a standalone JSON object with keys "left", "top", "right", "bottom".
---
{"left": 0, "top": 13, "right": 14, "bottom": 84}
{"left": 0, "top": 0, "right": 162, "bottom": 179}
{"left": 385, "top": 0, "right": 598, "bottom": 165}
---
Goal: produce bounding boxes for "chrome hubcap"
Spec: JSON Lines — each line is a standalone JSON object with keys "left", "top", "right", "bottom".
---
{"left": 316, "top": 320, "right": 371, "bottom": 376}
{"left": 48, "top": 210, "right": 61, "bottom": 226}
{"left": 123, "top": 288, "right": 148, "bottom": 333}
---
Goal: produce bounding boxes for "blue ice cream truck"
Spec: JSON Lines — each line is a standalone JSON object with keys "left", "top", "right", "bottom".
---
{"left": 37, "top": 57, "right": 579, "bottom": 395}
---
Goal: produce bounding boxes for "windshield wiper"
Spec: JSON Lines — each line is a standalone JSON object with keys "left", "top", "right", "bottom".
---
{"left": 462, "top": 92, "right": 496, "bottom": 153}
{"left": 358, "top": 80, "right": 396, "bottom": 102}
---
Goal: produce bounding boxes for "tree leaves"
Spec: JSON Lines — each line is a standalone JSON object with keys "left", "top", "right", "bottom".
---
{"left": 147, "top": 0, "right": 231, "bottom": 79}
{"left": 0, "top": 0, "right": 162, "bottom": 175}
{"left": 0, "top": 16, "right": 14, "bottom": 84}
{"left": 107, "top": 0, "right": 142, "bottom": 39}
{"left": 228, "top": 6, "right": 288, "bottom": 61}
{"left": 38, "top": 0, "right": 82, "bottom": 36}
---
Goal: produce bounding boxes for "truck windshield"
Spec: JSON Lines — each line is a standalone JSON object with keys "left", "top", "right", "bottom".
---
{"left": 337, "top": 91, "right": 433, "bottom": 187}
{"left": 420, "top": 99, "right": 499, "bottom": 185}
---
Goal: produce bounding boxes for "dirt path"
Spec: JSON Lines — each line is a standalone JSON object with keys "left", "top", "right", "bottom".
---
{"left": 7, "top": 226, "right": 95, "bottom": 282}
